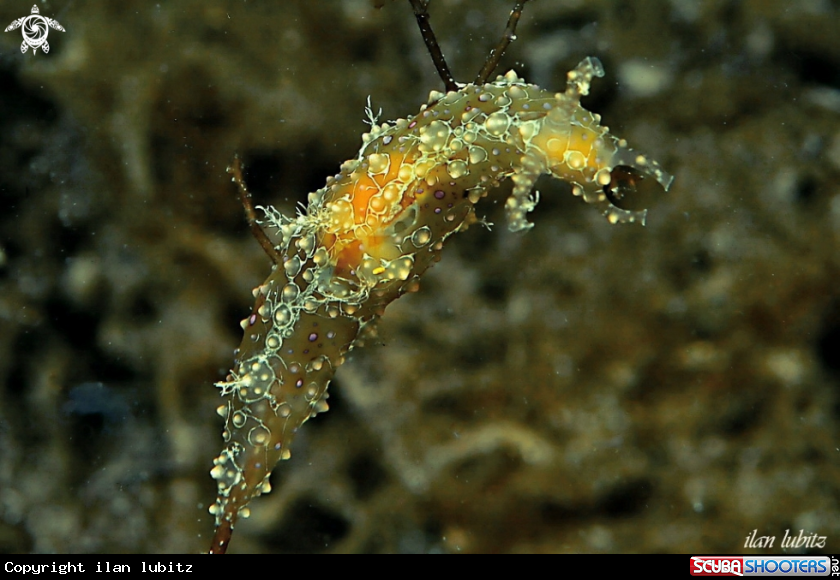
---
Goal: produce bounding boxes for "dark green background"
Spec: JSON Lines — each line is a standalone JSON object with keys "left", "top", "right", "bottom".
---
{"left": 0, "top": 0, "right": 838, "bottom": 553}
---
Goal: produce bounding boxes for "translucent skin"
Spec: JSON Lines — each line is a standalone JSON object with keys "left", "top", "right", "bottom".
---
{"left": 208, "top": 58, "right": 673, "bottom": 552}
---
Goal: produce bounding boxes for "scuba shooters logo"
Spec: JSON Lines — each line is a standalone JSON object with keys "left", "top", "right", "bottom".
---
{"left": 690, "top": 556, "right": 837, "bottom": 576}
{"left": 5, "top": 4, "right": 65, "bottom": 54}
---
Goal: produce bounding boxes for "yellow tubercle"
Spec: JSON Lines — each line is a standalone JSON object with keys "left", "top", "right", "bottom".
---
{"left": 531, "top": 121, "right": 616, "bottom": 179}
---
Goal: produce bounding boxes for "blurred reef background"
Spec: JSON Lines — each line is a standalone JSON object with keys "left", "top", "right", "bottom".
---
{"left": 1, "top": 0, "right": 839, "bottom": 553}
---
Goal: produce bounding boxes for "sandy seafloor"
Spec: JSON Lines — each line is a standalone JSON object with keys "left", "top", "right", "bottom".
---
{"left": 0, "top": 0, "right": 838, "bottom": 554}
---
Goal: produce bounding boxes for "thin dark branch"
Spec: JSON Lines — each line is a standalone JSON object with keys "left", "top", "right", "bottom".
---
{"left": 474, "top": 0, "right": 531, "bottom": 84}
{"left": 408, "top": 0, "right": 458, "bottom": 92}
{"left": 228, "top": 155, "right": 282, "bottom": 265}
{"left": 208, "top": 519, "right": 232, "bottom": 554}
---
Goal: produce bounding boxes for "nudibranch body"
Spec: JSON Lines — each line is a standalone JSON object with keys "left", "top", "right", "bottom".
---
{"left": 208, "top": 57, "right": 673, "bottom": 551}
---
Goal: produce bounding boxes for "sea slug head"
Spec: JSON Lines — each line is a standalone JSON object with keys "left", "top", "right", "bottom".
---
{"left": 598, "top": 144, "right": 674, "bottom": 225}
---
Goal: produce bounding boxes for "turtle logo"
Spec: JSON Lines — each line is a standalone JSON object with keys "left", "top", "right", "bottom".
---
{"left": 5, "top": 5, "right": 65, "bottom": 54}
